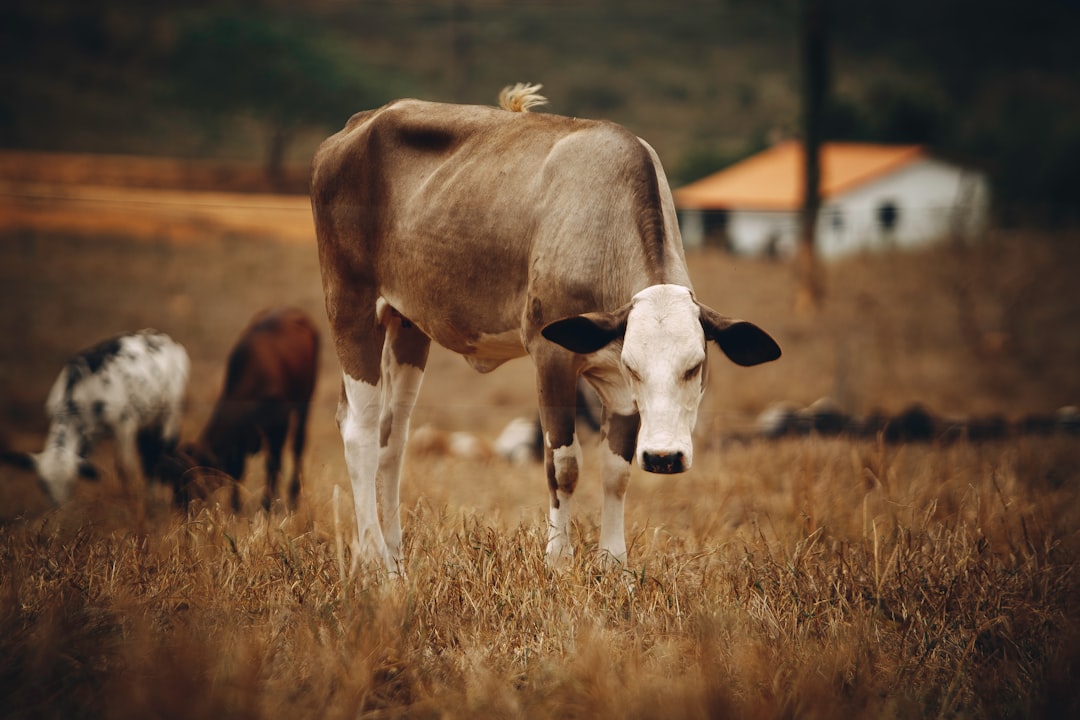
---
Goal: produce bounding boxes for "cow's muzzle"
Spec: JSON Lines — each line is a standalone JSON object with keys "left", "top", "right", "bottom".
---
{"left": 641, "top": 450, "right": 687, "bottom": 474}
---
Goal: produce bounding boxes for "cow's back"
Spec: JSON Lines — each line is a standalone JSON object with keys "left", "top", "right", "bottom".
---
{"left": 46, "top": 331, "right": 188, "bottom": 436}
{"left": 311, "top": 99, "right": 679, "bottom": 362}
{"left": 224, "top": 308, "right": 318, "bottom": 404}
{"left": 311, "top": 99, "right": 579, "bottom": 270}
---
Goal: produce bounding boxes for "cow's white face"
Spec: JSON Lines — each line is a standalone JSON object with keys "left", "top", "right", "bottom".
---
{"left": 621, "top": 285, "right": 706, "bottom": 473}
{"left": 541, "top": 283, "right": 781, "bottom": 475}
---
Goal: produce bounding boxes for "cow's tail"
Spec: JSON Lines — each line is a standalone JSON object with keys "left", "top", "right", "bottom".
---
{"left": 498, "top": 83, "right": 547, "bottom": 113}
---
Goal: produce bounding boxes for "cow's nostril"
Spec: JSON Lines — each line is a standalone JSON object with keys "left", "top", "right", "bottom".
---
{"left": 641, "top": 450, "right": 686, "bottom": 474}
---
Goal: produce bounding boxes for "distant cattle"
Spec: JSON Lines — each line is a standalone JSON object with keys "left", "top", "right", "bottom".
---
{"left": 409, "top": 382, "right": 602, "bottom": 465}
{"left": 0, "top": 330, "right": 189, "bottom": 504}
{"left": 409, "top": 424, "right": 495, "bottom": 462}
{"left": 175, "top": 307, "right": 319, "bottom": 511}
{"left": 494, "top": 381, "right": 603, "bottom": 465}
{"left": 752, "top": 399, "right": 1080, "bottom": 444}
{"left": 311, "top": 84, "right": 780, "bottom": 572}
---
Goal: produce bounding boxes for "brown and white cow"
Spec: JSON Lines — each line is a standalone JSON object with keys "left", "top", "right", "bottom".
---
{"left": 310, "top": 84, "right": 780, "bottom": 572}
{"left": 177, "top": 307, "right": 319, "bottom": 511}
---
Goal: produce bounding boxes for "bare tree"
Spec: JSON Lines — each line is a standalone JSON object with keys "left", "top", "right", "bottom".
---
{"left": 171, "top": 11, "right": 384, "bottom": 189}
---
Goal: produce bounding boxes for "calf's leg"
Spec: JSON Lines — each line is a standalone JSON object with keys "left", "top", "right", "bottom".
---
{"left": 262, "top": 413, "right": 289, "bottom": 511}
{"left": 287, "top": 402, "right": 310, "bottom": 508}
{"left": 114, "top": 419, "right": 148, "bottom": 525}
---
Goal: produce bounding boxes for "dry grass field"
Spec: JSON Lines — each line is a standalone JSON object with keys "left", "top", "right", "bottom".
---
{"left": 1, "top": 155, "right": 1079, "bottom": 718}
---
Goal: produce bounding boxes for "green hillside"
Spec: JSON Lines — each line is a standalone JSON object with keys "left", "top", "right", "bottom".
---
{"left": 1, "top": 0, "right": 1078, "bottom": 220}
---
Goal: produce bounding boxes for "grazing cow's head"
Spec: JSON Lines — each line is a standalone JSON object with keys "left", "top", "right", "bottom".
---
{"left": 158, "top": 443, "right": 236, "bottom": 507}
{"left": 0, "top": 446, "right": 98, "bottom": 505}
{"left": 541, "top": 284, "right": 780, "bottom": 474}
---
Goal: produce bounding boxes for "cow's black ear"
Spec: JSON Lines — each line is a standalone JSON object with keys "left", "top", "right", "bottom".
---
{"left": 542, "top": 307, "right": 629, "bottom": 355}
{"left": 699, "top": 304, "right": 781, "bottom": 367}
{"left": 0, "top": 449, "right": 36, "bottom": 473}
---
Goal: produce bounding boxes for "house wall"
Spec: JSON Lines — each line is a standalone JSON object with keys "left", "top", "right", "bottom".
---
{"left": 726, "top": 210, "right": 800, "bottom": 257}
{"left": 679, "top": 159, "right": 990, "bottom": 259}
{"left": 676, "top": 209, "right": 735, "bottom": 250}
{"left": 678, "top": 209, "right": 706, "bottom": 249}
{"left": 817, "top": 158, "right": 990, "bottom": 258}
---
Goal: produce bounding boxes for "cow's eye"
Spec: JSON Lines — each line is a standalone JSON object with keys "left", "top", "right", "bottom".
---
{"left": 683, "top": 362, "right": 703, "bottom": 381}
{"left": 624, "top": 365, "right": 642, "bottom": 382}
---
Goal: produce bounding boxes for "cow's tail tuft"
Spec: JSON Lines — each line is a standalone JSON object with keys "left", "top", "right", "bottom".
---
{"left": 498, "top": 83, "right": 547, "bottom": 113}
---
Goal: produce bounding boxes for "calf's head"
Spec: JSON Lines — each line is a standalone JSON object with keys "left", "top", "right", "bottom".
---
{"left": 0, "top": 446, "right": 99, "bottom": 505}
{"left": 541, "top": 284, "right": 780, "bottom": 473}
{"left": 158, "top": 443, "right": 236, "bottom": 507}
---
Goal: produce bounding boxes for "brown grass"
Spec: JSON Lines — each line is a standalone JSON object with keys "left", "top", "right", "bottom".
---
{"left": 3, "top": 438, "right": 1078, "bottom": 718}
{"left": 1, "top": 163, "right": 1079, "bottom": 717}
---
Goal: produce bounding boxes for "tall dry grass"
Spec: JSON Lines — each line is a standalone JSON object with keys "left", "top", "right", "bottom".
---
{"left": 1, "top": 220, "right": 1079, "bottom": 717}
{"left": 2, "top": 435, "right": 1078, "bottom": 718}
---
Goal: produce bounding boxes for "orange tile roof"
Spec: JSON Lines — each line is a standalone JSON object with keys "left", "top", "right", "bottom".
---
{"left": 672, "top": 140, "right": 925, "bottom": 211}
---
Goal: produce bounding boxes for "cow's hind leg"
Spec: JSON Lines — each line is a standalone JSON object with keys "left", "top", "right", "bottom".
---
{"left": 339, "top": 365, "right": 390, "bottom": 568}
{"left": 318, "top": 197, "right": 405, "bottom": 569}
{"left": 336, "top": 308, "right": 428, "bottom": 574}
{"left": 376, "top": 307, "right": 430, "bottom": 570}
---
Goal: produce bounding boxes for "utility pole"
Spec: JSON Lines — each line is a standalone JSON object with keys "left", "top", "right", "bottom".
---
{"left": 795, "top": 0, "right": 828, "bottom": 314}
{"left": 451, "top": 0, "right": 473, "bottom": 103}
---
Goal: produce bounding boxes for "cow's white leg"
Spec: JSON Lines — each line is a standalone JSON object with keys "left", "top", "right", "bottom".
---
{"left": 598, "top": 448, "right": 630, "bottom": 565}
{"left": 598, "top": 411, "right": 638, "bottom": 565}
{"left": 376, "top": 313, "right": 430, "bottom": 570}
{"left": 339, "top": 373, "right": 394, "bottom": 570}
{"left": 320, "top": 262, "right": 394, "bottom": 571}
{"left": 546, "top": 437, "right": 582, "bottom": 565}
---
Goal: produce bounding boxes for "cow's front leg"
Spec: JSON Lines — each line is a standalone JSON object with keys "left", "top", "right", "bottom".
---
{"left": 537, "top": 364, "right": 582, "bottom": 567}
{"left": 598, "top": 411, "right": 639, "bottom": 566}
{"left": 543, "top": 415, "right": 582, "bottom": 567}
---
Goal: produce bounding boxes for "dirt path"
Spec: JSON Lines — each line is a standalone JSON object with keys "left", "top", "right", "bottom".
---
{"left": 0, "top": 180, "right": 314, "bottom": 243}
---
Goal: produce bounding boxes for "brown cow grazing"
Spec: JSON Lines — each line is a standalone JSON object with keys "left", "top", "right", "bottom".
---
{"left": 311, "top": 84, "right": 780, "bottom": 573}
{"left": 179, "top": 307, "right": 319, "bottom": 511}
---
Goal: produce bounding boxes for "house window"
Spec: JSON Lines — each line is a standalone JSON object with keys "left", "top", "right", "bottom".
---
{"left": 877, "top": 201, "right": 900, "bottom": 233}
{"left": 704, "top": 210, "right": 730, "bottom": 251}
{"left": 764, "top": 231, "right": 782, "bottom": 259}
{"left": 829, "top": 208, "right": 846, "bottom": 249}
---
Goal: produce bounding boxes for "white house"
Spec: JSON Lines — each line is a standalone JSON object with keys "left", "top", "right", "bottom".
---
{"left": 673, "top": 141, "right": 990, "bottom": 259}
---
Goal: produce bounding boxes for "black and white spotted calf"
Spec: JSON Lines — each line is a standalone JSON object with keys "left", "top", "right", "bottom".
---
{"left": 1, "top": 330, "right": 189, "bottom": 504}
